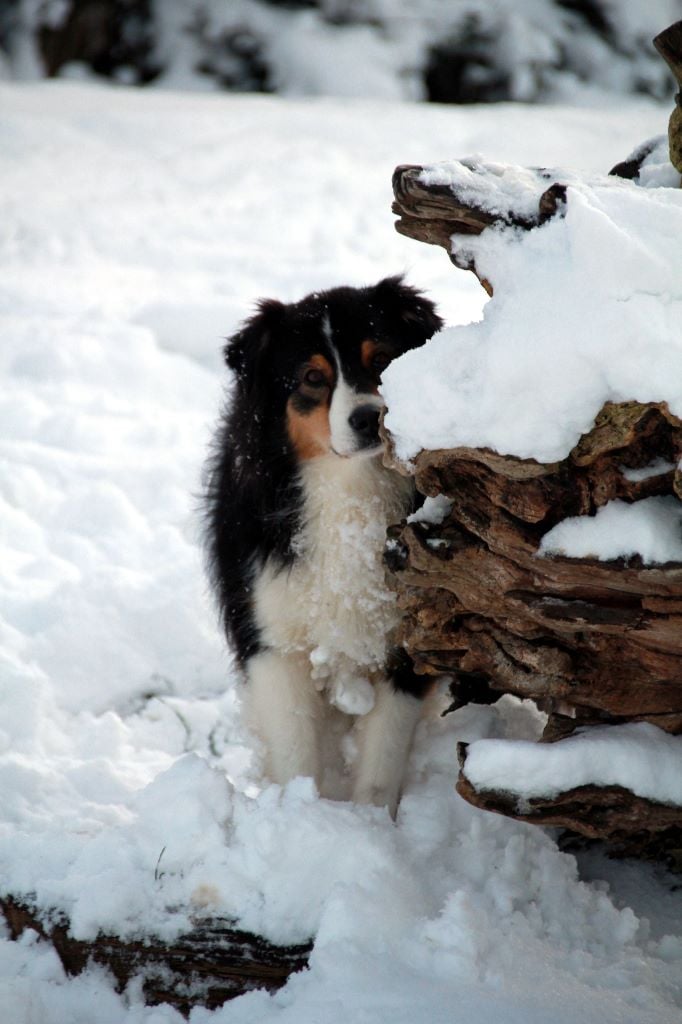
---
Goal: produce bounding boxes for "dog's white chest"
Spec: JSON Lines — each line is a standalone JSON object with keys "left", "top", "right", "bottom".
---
{"left": 253, "top": 457, "right": 411, "bottom": 694}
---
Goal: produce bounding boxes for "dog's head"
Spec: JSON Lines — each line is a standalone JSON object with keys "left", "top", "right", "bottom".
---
{"left": 225, "top": 276, "right": 442, "bottom": 460}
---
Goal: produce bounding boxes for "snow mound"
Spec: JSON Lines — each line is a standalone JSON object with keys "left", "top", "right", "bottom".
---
{"left": 2, "top": 83, "right": 681, "bottom": 1022}
{"left": 539, "top": 496, "right": 682, "bottom": 564}
{"left": 382, "top": 164, "right": 682, "bottom": 465}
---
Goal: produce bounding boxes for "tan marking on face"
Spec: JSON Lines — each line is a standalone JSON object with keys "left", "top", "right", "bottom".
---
{"left": 308, "top": 353, "right": 335, "bottom": 384}
{"left": 361, "top": 339, "right": 378, "bottom": 372}
{"left": 287, "top": 401, "right": 332, "bottom": 460}
{"left": 286, "top": 353, "right": 334, "bottom": 461}
{"left": 360, "top": 339, "right": 390, "bottom": 396}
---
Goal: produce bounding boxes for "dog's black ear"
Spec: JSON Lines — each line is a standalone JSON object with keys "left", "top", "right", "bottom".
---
{"left": 224, "top": 298, "right": 286, "bottom": 375}
{"left": 374, "top": 275, "right": 444, "bottom": 339}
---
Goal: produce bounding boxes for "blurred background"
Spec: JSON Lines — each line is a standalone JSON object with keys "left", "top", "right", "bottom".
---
{"left": 1, "top": 0, "right": 680, "bottom": 103}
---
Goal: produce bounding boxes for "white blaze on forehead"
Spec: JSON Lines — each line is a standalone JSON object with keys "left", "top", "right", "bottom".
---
{"left": 328, "top": 341, "right": 384, "bottom": 457}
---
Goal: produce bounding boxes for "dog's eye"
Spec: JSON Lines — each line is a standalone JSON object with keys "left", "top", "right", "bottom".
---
{"left": 303, "top": 368, "right": 328, "bottom": 388}
{"left": 371, "top": 352, "right": 392, "bottom": 375}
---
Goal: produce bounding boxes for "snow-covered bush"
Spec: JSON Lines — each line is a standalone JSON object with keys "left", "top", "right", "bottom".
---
{"left": 1, "top": 0, "right": 680, "bottom": 101}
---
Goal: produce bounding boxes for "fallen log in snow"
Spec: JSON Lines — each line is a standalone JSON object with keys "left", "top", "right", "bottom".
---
{"left": 456, "top": 742, "right": 682, "bottom": 868}
{"left": 0, "top": 896, "right": 312, "bottom": 1016}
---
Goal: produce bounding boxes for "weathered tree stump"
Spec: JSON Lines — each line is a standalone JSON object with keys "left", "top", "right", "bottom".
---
{"left": 0, "top": 896, "right": 311, "bottom": 1016}
{"left": 388, "top": 401, "right": 682, "bottom": 731}
{"left": 386, "top": 22, "right": 682, "bottom": 865}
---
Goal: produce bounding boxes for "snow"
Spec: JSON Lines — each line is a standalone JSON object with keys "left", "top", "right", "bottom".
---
{"left": 637, "top": 135, "right": 682, "bottom": 189}
{"left": 420, "top": 157, "right": 566, "bottom": 222}
{"left": 539, "top": 496, "right": 682, "bottom": 564}
{"left": 382, "top": 163, "right": 682, "bottom": 466}
{"left": 620, "top": 458, "right": 675, "bottom": 482}
{"left": 1, "top": 80, "right": 681, "bottom": 1022}
{"left": 407, "top": 494, "right": 454, "bottom": 525}
{"left": 463, "top": 723, "right": 682, "bottom": 805}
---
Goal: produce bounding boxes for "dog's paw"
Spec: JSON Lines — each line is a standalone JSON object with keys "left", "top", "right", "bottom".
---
{"left": 352, "top": 782, "right": 400, "bottom": 820}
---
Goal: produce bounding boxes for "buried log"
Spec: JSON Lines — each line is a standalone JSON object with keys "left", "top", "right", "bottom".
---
{"left": 0, "top": 896, "right": 312, "bottom": 1016}
{"left": 387, "top": 23, "right": 682, "bottom": 862}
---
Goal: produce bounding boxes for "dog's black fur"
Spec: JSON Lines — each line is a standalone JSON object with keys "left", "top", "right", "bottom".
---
{"left": 204, "top": 276, "right": 442, "bottom": 667}
{"left": 203, "top": 276, "right": 443, "bottom": 811}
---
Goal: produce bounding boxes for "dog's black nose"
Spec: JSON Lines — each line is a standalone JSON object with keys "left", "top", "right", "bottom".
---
{"left": 348, "top": 405, "right": 381, "bottom": 446}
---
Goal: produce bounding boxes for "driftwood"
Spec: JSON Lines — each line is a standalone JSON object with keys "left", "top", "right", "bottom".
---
{"left": 392, "top": 164, "right": 566, "bottom": 295}
{"left": 0, "top": 896, "right": 311, "bottom": 1016}
{"left": 385, "top": 403, "right": 682, "bottom": 863}
{"left": 389, "top": 400, "right": 682, "bottom": 734}
{"left": 456, "top": 746, "right": 682, "bottom": 868}
{"left": 387, "top": 22, "right": 682, "bottom": 864}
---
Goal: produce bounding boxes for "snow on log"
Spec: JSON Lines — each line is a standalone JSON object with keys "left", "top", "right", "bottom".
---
{"left": 392, "top": 160, "right": 566, "bottom": 294}
{"left": 384, "top": 22, "right": 682, "bottom": 864}
{"left": 0, "top": 896, "right": 312, "bottom": 1016}
{"left": 393, "top": 21, "right": 682, "bottom": 291}
{"left": 456, "top": 743, "right": 682, "bottom": 867}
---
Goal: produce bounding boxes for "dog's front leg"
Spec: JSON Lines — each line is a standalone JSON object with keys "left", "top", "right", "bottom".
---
{"left": 352, "top": 680, "right": 423, "bottom": 818}
{"left": 244, "top": 649, "right": 323, "bottom": 789}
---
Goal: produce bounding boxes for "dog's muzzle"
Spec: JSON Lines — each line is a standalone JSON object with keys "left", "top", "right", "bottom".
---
{"left": 348, "top": 404, "right": 381, "bottom": 450}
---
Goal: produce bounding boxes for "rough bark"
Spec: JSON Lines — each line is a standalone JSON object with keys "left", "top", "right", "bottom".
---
{"left": 387, "top": 23, "right": 682, "bottom": 860}
{"left": 0, "top": 896, "right": 311, "bottom": 1016}
{"left": 391, "top": 164, "right": 566, "bottom": 294}
{"left": 385, "top": 352, "right": 682, "bottom": 859}
{"left": 389, "top": 400, "right": 682, "bottom": 737}
{"left": 456, "top": 745, "right": 682, "bottom": 869}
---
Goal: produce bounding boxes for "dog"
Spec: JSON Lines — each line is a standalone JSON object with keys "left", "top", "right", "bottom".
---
{"left": 204, "top": 276, "right": 443, "bottom": 816}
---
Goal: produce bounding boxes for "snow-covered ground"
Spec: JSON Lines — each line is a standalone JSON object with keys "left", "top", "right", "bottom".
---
{"left": 1, "top": 81, "right": 681, "bottom": 1022}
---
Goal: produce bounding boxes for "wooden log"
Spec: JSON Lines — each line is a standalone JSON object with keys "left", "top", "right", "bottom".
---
{"left": 0, "top": 896, "right": 312, "bottom": 1016}
{"left": 391, "top": 163, "right": 567, "bottom": 294}
{"left": 389, "top": 410, "right": 682, "bottom": 864}
{"left": 387, "top": 19, "right": 682, "bottom": 865}
{"left": 389, "top": 401, "right": 682, "bottom": 733}
{"left": 456, "top": 744, "right": 682, "bottom": 869}
{"left": 653, "top": 20, "right": 682, "bottom": 175}
{"left": 393, "top": 16, "right": 682, "bottom": 283}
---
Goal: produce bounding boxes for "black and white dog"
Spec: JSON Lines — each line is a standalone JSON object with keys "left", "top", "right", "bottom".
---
{"left": 205, "top": 277, "right": 443, "bottom": 815}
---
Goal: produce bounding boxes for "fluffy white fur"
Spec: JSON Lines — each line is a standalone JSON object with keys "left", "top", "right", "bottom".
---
{"left": 206, "top": 277, "right": 444, "bottom": 817}
{"left": 247, "top": 449, "right": 419, "bottom": 815}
